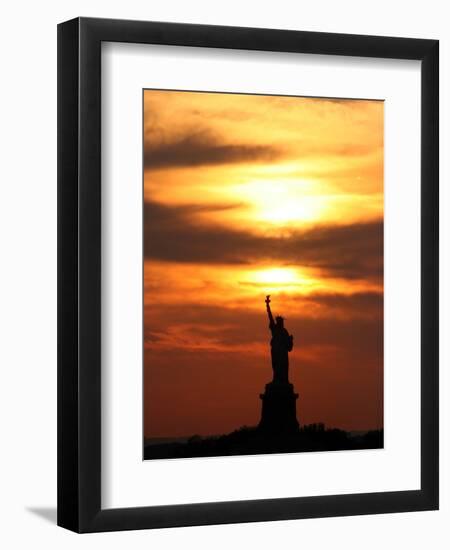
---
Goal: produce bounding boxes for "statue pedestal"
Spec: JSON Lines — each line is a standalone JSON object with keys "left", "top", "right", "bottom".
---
{"left": 258, "top": 381, "right": 299, "bottom": 435}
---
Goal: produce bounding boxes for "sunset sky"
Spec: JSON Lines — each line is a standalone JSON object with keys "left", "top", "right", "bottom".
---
{"left": 143, "top": 90, "right": 383, "bottom": 439}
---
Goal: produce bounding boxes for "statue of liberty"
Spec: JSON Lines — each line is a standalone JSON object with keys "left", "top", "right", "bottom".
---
{"left": 265, "top": 295, "right": 294, "bottom": 384}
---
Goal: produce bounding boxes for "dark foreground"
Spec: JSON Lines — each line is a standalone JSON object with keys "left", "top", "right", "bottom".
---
{"left": 144, "top": 424, "right": 383, "bottom": 460}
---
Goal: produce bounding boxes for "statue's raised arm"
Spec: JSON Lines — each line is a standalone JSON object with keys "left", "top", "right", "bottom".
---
{"left": 265, "top": 295, "right": 275, "bottom": 329}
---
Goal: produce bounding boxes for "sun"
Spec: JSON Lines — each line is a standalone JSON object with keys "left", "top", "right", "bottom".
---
{"left": 253, "top": 267, "right": 299, "bottom": 285}
{"left": 240, "top": 266, "right": 316, "bottom": 294}
{"left": 227, "top": 178, "right": 326, "bottom": 227}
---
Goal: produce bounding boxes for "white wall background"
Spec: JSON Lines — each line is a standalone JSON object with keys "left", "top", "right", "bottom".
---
{"left": 0, "top": 0, "right": 448, "bottom": 548}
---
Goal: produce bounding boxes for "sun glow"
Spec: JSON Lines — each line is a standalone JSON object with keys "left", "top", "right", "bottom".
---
{"left": 240, "top": 267, "right": 318, "bottom": 293}
{"left": 252, "top": 267, "right": 299, "bottom": 285}
{"left": 230, "top": 178, "right": 325, "bottom": 226}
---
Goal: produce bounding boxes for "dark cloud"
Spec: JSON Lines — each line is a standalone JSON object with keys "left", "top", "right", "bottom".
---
{"left": 144, "top": 293, "right": 382, "bottom": 348}
{"left": 298, "top": 291, "right": 383, "bottom": 320}
{"left": 144, "top": 130, "right": 281, "bottom": 170}
{"left": 144, "top": 200, "right": 383, "bottom": 281}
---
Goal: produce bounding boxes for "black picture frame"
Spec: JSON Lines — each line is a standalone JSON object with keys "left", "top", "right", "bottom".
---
{"left": 57, "top": 17, "right": 439, "bottom": 533}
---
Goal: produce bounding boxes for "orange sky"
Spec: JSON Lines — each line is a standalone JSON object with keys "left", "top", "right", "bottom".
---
{"left": 143, "top": 90, "right": 383, "bottom": 439}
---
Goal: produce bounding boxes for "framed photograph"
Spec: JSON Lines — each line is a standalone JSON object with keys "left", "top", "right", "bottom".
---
{"left": 57, "top": 17, "right": 439, "bottom": 532}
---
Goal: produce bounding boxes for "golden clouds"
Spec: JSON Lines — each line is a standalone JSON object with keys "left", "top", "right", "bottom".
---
{"left": 144, "top": 91, "right": 383, "bottom": 234}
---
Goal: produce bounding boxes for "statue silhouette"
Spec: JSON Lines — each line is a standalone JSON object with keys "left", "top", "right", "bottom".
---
{"left": 259, "top": 295, "right": 299, "bottom": 434}
{"left": 265, "top": 295, "right": 294, "bottom": 384}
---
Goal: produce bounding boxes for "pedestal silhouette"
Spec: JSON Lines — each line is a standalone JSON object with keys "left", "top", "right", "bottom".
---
{"left": 259, "top": 381, "right": 299, "bottom": 434}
